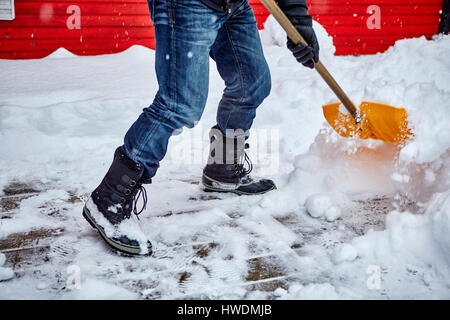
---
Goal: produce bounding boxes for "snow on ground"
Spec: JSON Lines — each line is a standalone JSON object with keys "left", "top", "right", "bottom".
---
{"left": 0, "top": 17, "right": 449, "bottom": 299}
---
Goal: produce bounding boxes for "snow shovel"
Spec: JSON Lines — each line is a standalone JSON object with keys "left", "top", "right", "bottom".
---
{"left": 259, "top": 0, "right": 412, "bottom": 143}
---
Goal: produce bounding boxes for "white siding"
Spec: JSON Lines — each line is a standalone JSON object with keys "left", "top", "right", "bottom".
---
{"left": 0, "top": 0, "right": 14, "bottom": 20}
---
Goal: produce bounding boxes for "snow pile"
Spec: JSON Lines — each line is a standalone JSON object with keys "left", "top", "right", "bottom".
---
{"left": 349, "top": 191, "right": 450, "bottom": 295}
{"left": 261, "top": 16, "right": 336, "bottom": 59}
{"left": 276, "top": 283, "right": 340, "bottom": 300}
{"left": 352, "top": 192, "right": 450, "bottom": 269}
{"left": 430, "top": 192, "right": 450, "bottom": 260}
{"left": 305, "top": 193, "right": 342, "bottom": 222}
{"left": 65, "top": 278, "right": 138, "bottom": 300}
{"left": 331, "top": 243, "right": 358, "bottom": 265}
{"left": 0, "top": 253, "right": 14, "bottom": 282}
{"left": 384, "top": 36, "right": 450, "bottom": 164}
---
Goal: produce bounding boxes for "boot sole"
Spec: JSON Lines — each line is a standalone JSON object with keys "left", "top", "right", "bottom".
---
{"left": 83, "top": 206, "right": 152, "bottom": 256}
{"left": 202, "top": 174, "right": 276, "bottom": 196}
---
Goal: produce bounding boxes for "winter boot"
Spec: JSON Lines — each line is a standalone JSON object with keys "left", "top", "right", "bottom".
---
{"left": 83, "top": 147, "right": 153, "bottom": 256}
{"left": 202, "top": 126, "right": 276, "bottom": 195}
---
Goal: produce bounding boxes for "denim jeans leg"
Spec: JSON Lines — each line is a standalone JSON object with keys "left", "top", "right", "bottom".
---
{"left": 123, "top": 0, "right": 226, "bottom": 180}
{"left": 211, "top": 1, "right": 272, "bottom": 138}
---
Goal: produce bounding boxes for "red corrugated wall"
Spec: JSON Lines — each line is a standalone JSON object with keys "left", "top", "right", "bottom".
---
{"left": 0, "top": 0, "right": 155, "bottom": 59}
{"left": 308, "top": 0, "right": 442, "bottom": 55}
{"left": 0, "top": 0, "right": 443, "bottom": 59}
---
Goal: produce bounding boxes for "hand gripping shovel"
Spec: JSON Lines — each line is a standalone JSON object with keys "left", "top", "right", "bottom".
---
{"left": 259, "top": 0, "right": 412, "bottom": 143}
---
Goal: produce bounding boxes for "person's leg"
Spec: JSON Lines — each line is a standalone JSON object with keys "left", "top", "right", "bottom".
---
{"left": 211, "top": 1, "right": 272, "bottom": 138}
{"left": 123, "top": 0, "right": 227, "bottom": 180}
{"left": 84, "top": 0, "right": 227, "bottom": 255}
{"left": 202, "top": 1, "right": 275, "bottom": 195}
{"left": 440, "top": 0, "right": 450, "bottom": 34}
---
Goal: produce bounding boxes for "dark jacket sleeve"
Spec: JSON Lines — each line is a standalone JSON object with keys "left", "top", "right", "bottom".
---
{"left": 276, "top": 0, "right": 309, "bottom": 16}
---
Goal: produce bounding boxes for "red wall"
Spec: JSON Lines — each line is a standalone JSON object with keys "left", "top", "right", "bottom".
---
{"left": 0, "top": 0, "right": 443, "bottom": 59}
{"left": 0, "top": 0, "right": 156, "bottom": 59}
{"left": 308, "top": 0, "right": 442, "bottom": 55}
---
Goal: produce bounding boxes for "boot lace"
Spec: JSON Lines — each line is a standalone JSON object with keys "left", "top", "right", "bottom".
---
{"left": 132, "top": 184, "right": 147, "bottom": 220}
{"left": 235, "top": 143, "right": 253, "bottom": 178}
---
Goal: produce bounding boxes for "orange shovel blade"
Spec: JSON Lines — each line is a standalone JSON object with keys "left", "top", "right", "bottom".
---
{"left": 322, "top": 101, "right": 412, "bottom": 143}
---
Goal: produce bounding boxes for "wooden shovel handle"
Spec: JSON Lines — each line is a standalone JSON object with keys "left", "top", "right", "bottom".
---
{"left": 259, "top": 0, "right": 359, "bottom": 121}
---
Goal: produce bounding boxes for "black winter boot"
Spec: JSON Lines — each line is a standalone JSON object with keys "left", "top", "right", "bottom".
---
{"left": 83, "top": 147, "right": 153, "bottom": 256}
{"left": 202, "top": 126, "right": 276, "bottom": 195}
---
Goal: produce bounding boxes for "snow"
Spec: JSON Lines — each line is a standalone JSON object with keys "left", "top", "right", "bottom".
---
{"left": 331, "top": 243, "right": 358, "bottom": 265}
{"left": 276, "top": 283, "right": 341, "bottom": 300}
{"left": 350, "top": 194, "right": 450, "bottom": 297}
{"left": 430, "top": 192, "right": 450, "bottom": 260}
{"left": 85, "top": 197, "right": 150, "bottom": 255}
{"left": 65, "top": 278, "right": 139, "bottom": 300}
{"left": 0, "top": 16, "right": 449, "bottom": 299}
{"left": 0, "top": 253, "right": 14, "bottom": 282}
{"left": 305, "top": 194, "right": 342, "bottom": 222}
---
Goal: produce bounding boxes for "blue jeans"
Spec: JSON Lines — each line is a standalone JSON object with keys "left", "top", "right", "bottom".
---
{"left": 123, "top": 0, "right": 272, "bottom": 180}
